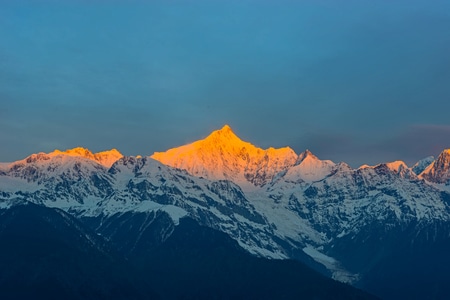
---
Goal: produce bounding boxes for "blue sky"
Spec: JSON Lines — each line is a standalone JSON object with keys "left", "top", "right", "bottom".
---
{"left": 1, "top": 0, "right": 450, "bottom": 166}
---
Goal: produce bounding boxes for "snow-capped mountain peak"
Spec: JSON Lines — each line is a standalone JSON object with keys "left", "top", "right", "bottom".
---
{"left": 2, "top": 147, "right": 122, "bottom": 175}
{"left": 354, "top": 161, "right": 414, "bottom": 178}
{"left": 412, "top": 156, "right": 435, "bottom": 175}
{"left": 49, "top": 147, "right": 123, "bottom": 167}
{"left": 91, "top": 149, "right": 123, "bottom": 167}
{"left": 152, "top": 125, "right": 263, "bottom": 164}
{"left": 382, "top": 160, "right": 418, "bottom": 178}
{"left": 52, "top": 147, "right": 96, "bottom": 159}
{"left": 420, "top": 149, "right": 450, "bottom": 184}
{"left": 385, "top": 160, "right": 408, "bottom": 172}
{"left": 296, "top": 149, "right": 318, "bottom": 163}
{"left": 151, "top": 125, "right": 297, "bottom": 187}
{"left": 205, "top": 124, "right": 241, "bottom": 143}
{"left": 277, "top": 150, "right": 337, "bottom": 183}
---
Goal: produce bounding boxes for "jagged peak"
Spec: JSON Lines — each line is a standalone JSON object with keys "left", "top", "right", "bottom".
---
{"left": 281, "top": 150, "right": 336, "bottom": 183}
{"left": 92, "top": 149, "right": 124, "bottom": 167}
{"left": 18, "top": 147, "right": 123, "bottom": 168}
{"left": 152, "top": 125, "right": 297, "bottom": 160}
{"left": 52, "top": 147, "right": 95, "bottom": 159}
{"left": 442, "top": 149, "right": 450, "bottom": 156}
{"left": 151, "top": 125, "right": 298, "bottom": 186}
{"left": 419, "top": 148, "right": 450, "bottom": 183}
{"left": 336, "top": 162, "right": 353, "bottom": 172}
{"left": 358, "top": 164, "right": 372, "bottom": 170}
{"left": 203, "top": 124, "right": 245, "bottom": 145}
{"left": 384, "top": 160, "right": 408, "bottom": 172}
{"left": 412, "top": 156, "right": 435, "bottom": 175}
{"left": 296, "top": 149, "right": 318, "bottom": 164}
{"left": 412, "top": 156, "right": 435, "bottom": 167}
{"left": 357, "top": 161, "right": 415, "bottom": 178}
{"left": 358, "top": 161, "right": 408, "bottom": 173}
{"left": 435, "top": 149, "right": 450, "bottom": 167}
{"left": 219, "top": 124, "right": 233, "bottom": 133}
{"left": 432, "top": 149, "right": 450, "bottom": 168}
{"left": 52, "top": 147, "right": 122, "bottom": 157}
{"left": 203, "top": 126, "right": 297, "bottom": 160}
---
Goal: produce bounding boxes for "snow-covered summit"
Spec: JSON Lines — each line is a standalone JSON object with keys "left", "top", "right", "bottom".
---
{"left": 384, "top": 160, "right": 408, "bottom": 172}
{"left": 5, "top": 147, "right": 123, "bottom": 169}
{"left": 51, "top": 147, "right": 123, "bottom": 167}
{"left": 278, "top": 150, "right": 337, "bottom": 183}
{"left": 420, "top": 149, "right": 450, "bottom": 184}
{"left": 383, "top": 160, "right": 417, "bottom": 178}
{"left": 412, "top": 156, "right": 435, "bottom": 175}
{"left": 151, "top": 125, "right": 297, "bottom": 187}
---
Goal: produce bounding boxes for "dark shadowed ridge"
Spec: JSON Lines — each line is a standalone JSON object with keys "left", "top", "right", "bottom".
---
{"left": 0, "top": 203, "right": 376, "bottom": 300}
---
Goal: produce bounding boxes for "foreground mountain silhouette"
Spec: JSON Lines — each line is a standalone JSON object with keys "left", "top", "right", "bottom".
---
{"left": 1, "top": 124, "right": 450, "bottom": 299}
{"left": 0, "top": 203, "right": 376, "bottom": 300}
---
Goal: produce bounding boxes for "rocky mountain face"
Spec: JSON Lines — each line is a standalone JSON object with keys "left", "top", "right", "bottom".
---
{"left": 420, "top": 149, "right": 450, "bottom": 184}
{"left": 0, "top": 203, "right": 375, "bottom": 300}
{"left": 0, "top": 203, "right": 148, "bottom": 300}
{"left": 412, "top": 155, "right": 434, "bottom": 175}
{"left": 1, "top": 125, "right": 450, "bottom": 299}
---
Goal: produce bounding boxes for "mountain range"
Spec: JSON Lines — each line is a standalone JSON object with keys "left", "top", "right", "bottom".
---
{"left": 1, "top": 125, "right": 450, "bottom": 299}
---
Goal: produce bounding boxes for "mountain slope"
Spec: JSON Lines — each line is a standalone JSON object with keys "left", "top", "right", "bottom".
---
{"left": 85, "top": 212, "right": 376, "bottom": 300}
{"left": 0, "top": 203, "right": 149, "bottom": 300}
{"left": 0, "top": 203, "right": 375, "bottom": 300}
{"left": 0, "top": 153, "right": 285, "bottom": 259}
{"left": 145, "top": 217, "right": 377, "bottom": 300}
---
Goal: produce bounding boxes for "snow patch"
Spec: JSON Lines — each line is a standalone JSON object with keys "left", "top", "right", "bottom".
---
{"left": 303, "top": 245, "right": 359, "bottom": 283}
{"left": 0, "top": 201, "right": 12, "bottom": 209}
{"left": 133, "top": 201, "right": 188, "bottom": 225}
{"left": 0, "top": 176, "right": 40, "bottom": 193}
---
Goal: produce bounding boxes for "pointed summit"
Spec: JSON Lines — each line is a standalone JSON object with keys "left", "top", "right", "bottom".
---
{"left": 219, "top": 124, "right": 233, "bottom": 133}
{"left": 297, "top": 149, "right": 319, "bottom": 164}
{"left": 420, "top": 149, "right": 450, "bottom": 184}
{"left": 412, "top": 156, "right": 435, "bottom": 175}
{"left": 385, "top": 161, "right": 408, "bottom": 173}
{"left": 93, "top": 149, "right": 123, "bottom": 167}
{"left": 203, "top": 124, "right": 242, "bottom": 145}
{"left": 151, "top": 125, "right": 297, "bottom": 187}
{"left": 278, "top": 149, "right": 336, "bottom": 183}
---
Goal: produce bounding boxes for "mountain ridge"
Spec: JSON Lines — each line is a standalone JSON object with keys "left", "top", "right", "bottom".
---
{"left": 2, "top": 125, "right": 448, "bottom": 185}
{"left": 1, "top": 125, "right": 450, "bottom": 299}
